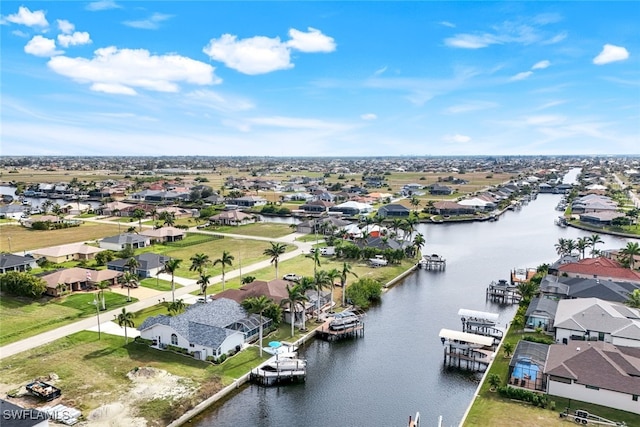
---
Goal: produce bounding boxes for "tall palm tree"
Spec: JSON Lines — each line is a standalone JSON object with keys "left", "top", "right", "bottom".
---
{"left": 242, "top": 295, "right": 272, "bottom": 357}
{"left": 409, "top": 196, "right": 420, "bottom": 210}
{"left": 313, "top": 270, "right": 331, "bottom": 321}
{"left": 391, "top": 218, "right": 403, "bottom": 239}
{"left": 625, "top": 289, "right": 640, "bottom": 309}
{"left": 340, "top": 262, "right": 358, "bottom": 307}
{"left": 311, "top": 249, "right": 322, "bottom": 279}
{"left": 403, "top": 216, "right": 419, "bottom": 242}
{"left": 412, "top": 233, "right": 426, "bottom": 258}
{"left": 263, "top": 242, "right": 287, "bottom": 279}
{"left": 326, "top": 268, "right": 341, "bottom": 314}
{"left": 96, "top": 280, "right": 110, "bottom": 310}
{"left": 115, "top": 308, "right": 135, "bottom": 344}
{"left": 576, "top": 237, "right": 589, "bottom": 260}
{"left": 125, "top": 257, "right": 140, "bottom": 275}
{"left": 280, "top": 284, "right": 307, "bottom": 337}
{"left": 213, "top": 250, "right": 234, "bottom": 291}
{"left": 168, "top": 298, "right": 186, "bottom": 315}
{"left": 297, "top": 276, "right": 315, "bottom": 331}
{"left": 197, "top": 273, "right": 212, "bottom": 301}
{"left": 620, "top": 242, "right": 640, "bottom": 270}
{"left": 189, "top": 253, "right": 210, "bottom": 274}
{"left": 121, "top": 271, "right": 138, "bottom": 302}
{"left": 588, "top": 234, "right": 604, "bottom": 257}
{"left": 161, "top": 258, "right": 182, "bottom": 303}
{"left": 132, "top": 208, "right": 145, "bottom": 231}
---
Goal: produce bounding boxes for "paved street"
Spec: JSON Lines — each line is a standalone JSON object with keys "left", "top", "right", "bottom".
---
{"left": 0, "top": 227, "right": 313, "bottom": 360}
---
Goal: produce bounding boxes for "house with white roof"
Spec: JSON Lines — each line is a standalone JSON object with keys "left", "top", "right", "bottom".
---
{"left": 553, "top": 298, "right": 640, "bottom": 348}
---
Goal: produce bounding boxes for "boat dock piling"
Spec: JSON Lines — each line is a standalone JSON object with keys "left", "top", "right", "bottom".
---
{"left": 439, "top": 329, "right": 495, "bottom": 372}
{"left": 418, "top": 254, "right": 446, "bottom": 271}
{"left": 485, "top": 279, "right": 521, "bottom": 304}
{"left": 315, "top": 321, "right": 364, "bottom": 341}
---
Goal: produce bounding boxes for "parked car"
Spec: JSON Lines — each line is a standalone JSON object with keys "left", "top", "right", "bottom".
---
{"left": 283, "top": 273, "right": 301, "bottom": 282}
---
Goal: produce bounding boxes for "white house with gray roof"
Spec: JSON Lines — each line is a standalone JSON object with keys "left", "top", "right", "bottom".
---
{"left": 99, "top": 233, "right": 150, "bottom": 251}
{"left": 553, "top": 298, "right": 640, "bottom": 348}
{"left": 138, "top": 298, "right": 270, "bottom": 360}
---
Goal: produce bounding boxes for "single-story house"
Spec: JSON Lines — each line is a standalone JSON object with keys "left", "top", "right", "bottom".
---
{"left": 99, "top": 233, "right": 151, "bottom": 251}
{"left": 544, "top": 340, "right": 640, "bottom": 414}
{"left": 524, "top": 297, "right": 558, "bottom": 332}
{"left": 578, "top": 211, "right": 626, "bottom": 226}
{"left": 225, "top": 196, "right": 267, "bottom": 208}
{"left": 553, "top": 298, "right": 640, "bottom": 348}
{"left": 0, "top": 204, "right": 26, "bottom": 220}
{"left": 557, "top": 257, "right": 640, "bottom": 284}
{"left": 300, "top": 200, "right": 334, "bottom": 213}
{"left": 139, "top": 227, "right": 186, "bottom": 243}
{"left": 428, "top": 184, "right": 454, "bottom": 195}
{"left": 329, "top": 201, "right": 374, "bottom": 217}
{"left": 209, "top": 210, "right": 257, "bottom": 226}
{"left": 107, "top": 253, "right": 172, "bottom": 278}
{"left": 0, "top": 253, "right": 38, "bottom": 274}
{"left": 31, "top": 243, "right": 105, "bottom": 264}
{"left": 539, "top": 274, "right": 640, "bottom": 304}
{"left": 377, "top": 204, "right": 410, "bottom": 218}
{"left": 41, "top": 267, "right": 122, "bottom": 296}
{"left": 138, "top": 298, "right": 269, "bottom": 360}
{"left": 21, "top": 215, "right": 64, "bottom": 228}
{"left": 432, "top": 201, "right": 476, "bottom": 216}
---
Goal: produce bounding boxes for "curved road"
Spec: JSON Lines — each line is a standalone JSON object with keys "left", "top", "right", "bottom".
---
{"left": 0, "top": 221, "right": 314, "bottom": 360}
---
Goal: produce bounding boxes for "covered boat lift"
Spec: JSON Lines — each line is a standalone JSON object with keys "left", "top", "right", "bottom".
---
{"left": 439, "top": 328, "right": 495, "bottom": 371}
{"left": 457, "top": 308, "right": 504, "bottom": 343}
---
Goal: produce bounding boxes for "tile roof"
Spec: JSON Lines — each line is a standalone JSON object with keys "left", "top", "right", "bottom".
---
{"left": 558, "top": 257, "right": 640, "bottom": 282}
{"left": 32, "top": 243, "right": 104, "bottom": 258}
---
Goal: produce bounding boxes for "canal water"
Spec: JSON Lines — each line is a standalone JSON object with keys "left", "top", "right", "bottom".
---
{"left": 193, "top": 196, "right": 634, "bottom": 424}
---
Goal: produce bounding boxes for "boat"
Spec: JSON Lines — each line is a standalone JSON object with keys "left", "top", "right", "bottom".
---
{"left": 554, "top": 216, "right": 567, "bottom": 227}
{"left": 261, "top": 357, "right": 307, "bottom": 373}
{"left": 328, "top": 311, "right": 360, "bottom": 331}
{"left": 369, "top": 255, "right": 388, "bottom": 267}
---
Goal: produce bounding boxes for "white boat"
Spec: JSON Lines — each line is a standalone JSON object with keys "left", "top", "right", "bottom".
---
{"left": 369, "top": 255, "right": 388, "bottom": 267}
{"left": 329, "top": 311, "right": 360, "bottom": 331}
{"left": 261, "top": 357, "right": 306, "bottom": 373}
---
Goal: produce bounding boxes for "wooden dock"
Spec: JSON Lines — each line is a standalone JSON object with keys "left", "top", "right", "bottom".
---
{"left": 439, "top": 329, "right": 495, "bottom": 372}
{"left": 485, "top": 279, "right": 521, "bottom": 304}
{"left": 249, "top": 368, "right": 306, "bottom": 386}
{"left": 315, "top": 321, "right": 364, "bottom": 341}
{"left": 418, "top": 254, "right": 446, "bottom": 271}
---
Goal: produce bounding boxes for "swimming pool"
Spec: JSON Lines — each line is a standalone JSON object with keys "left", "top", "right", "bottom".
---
{"left": 512, "top": 358, "right": 540, "bottom": 381}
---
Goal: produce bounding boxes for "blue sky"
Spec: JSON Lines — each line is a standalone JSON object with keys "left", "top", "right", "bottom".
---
{"left": 1, "top": 1, "right": 639, "bottom": 156}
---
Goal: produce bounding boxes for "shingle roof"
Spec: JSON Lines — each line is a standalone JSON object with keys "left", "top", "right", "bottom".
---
{"left": 101, "top": 233, "right": 149, "bottom": 246}
{"left": 0, "top": 254, "right": 35, "bottom": 269}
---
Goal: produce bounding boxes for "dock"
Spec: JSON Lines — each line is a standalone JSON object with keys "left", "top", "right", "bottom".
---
{"left": 439, "top": 329, "right": 495, "bottom": 372}
{"left": 418, "top": 254, "right": 446, "bottom": 271}
{"left": 315, "top": 320, "right": 365, "bottom": 341}
{"left": 485, "top": 279, "right": 521, "bottom": 304}
{"left": 249, "top": 357, "right": 307, "bottom": 386}
{"left": 458, "top": 308, "right": 504, "bottom": 344}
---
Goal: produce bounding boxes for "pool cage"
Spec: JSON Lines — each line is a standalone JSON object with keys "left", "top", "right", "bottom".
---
{"left": 507, "top": 340, "right": 549, "bottom": 392}
{"left": 227, "top": 314, "right": 272, "bottom": 342}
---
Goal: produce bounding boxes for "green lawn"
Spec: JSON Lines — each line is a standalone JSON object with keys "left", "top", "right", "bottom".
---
{"left": 210, "top": 222, "right": 294, "bottom": 238}
{"left": 0, "top": 292, "right": 137, "bottom": 346}
{"left": 139, "top": 277, "right": 178, "bottom": 292}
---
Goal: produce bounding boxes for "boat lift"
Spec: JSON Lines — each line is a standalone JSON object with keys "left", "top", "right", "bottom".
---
{"left": 559, "top": 409, "right": 627, "bottom": 426}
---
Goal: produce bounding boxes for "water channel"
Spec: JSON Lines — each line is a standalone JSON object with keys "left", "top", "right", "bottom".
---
{"left": 192, "top": 173, "right": 635, "bottom": 427}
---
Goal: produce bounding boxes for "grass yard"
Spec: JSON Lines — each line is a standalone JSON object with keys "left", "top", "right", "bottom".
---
{"left": 0, "top": 292, "right": 137, "bottom": 346}
{"left": 139, "top": 277, "right": 177, "bottom": 292}
{"left": 209, "top": 222, "right": 294, "bottom": 238}
{"left": 0, "top": 222, "right": 121, "bottom": 252}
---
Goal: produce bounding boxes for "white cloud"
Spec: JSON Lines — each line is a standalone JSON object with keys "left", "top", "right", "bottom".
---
{"left": 360, "top": 113, "right": 377, "bottom": 121}
{"left": 58, "top": 32, "right": 92, "bottom": 48}
{"left": 203, "top": 34, "right": 293, "bottom": 75}
{"left": 445, "top": 101, "right": 497, "bottom": 114}
{"left": 543, "top": 32, "right": 567, "bottom": 45}
{"left": 3, "top": 6, "right": 48, "bottom": 28}
{"left": 86, "top": 1, "right": 122, "bottom": 11}
{"left": 183, "top": 89, "right": 255, "bottom": 112}
{"left": 445, "top": 33, "right": 499, "bottom": 49}
{"left": 24, "top": 35, "right": 62, "bottom": 57}
{"left": 532, "top": 60, "right": 550, "bottom": 70}
{"left": 440, "top": 21, "right": 455, "bottom": 28}
{"left": 12, "top": 30, "right": 29, "bottom": 38}
{"left": 443, "top": 134, "right": 471, "bottom": 143}
{"left": 511, "top": 71, "right": 533, "bottom": 81}
{"left": 525, "top": 115, "right": 566, "bottom": 125}
{"left": 593, "top": 44, "right": 629, "bottom": 65}
{"left": 286, "top": 27, "right": 336, "bottom": 52}
{"left": 57, "top": 19, "right": 74, "bottom": 34}
{"left": 47, "top": 46, "right": 219, "bottom": 95}
{"left": 373, "top": 66, "right": 387, "bottom": 76}
{"left": 123, "top": 13, "right": 173, "bottom": 30}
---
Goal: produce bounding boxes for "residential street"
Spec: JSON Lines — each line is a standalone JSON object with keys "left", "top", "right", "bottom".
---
{"left": 0, "top": 228, "right": 313, "bottom": 360}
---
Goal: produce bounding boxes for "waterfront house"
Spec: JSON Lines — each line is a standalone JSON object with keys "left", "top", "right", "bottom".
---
{"left": 99, "top": 233, "right": 150, "bottom": 251}
{"left": 300, "top": 200, "right": 334, "bottom": 213}
{"left": 0, "top": 254, "right": 38, "bottom": 274}
{"left": 107, "top": 253, "right": 171, "bottom": 278}
{"left": 578, "top": 211, "right": 626, "bottom": 226}
{"left": 428, "top": 183, "right": 454, "bottom": 195}
{"left": 556, "top": 257, "right": 640, "bottom": 284}
{"left": 377, "top": 203, "right": 410, "bottom": 218}
{"left": 0, "top": 204, "right": 26, "bottom": 220}
{"left": 31, "top": 243, "right": 105, "bottom": 264}
{"left": 539, "top": 275, "right": 640, "bottom": 304}
{"left": 552, "top": 298, "right": 640, "bottom": 348}
{"left": 224, "top": 195, "right": 267, "bottom": 208}
{"left": 524, "top": 297, "right": 558, "bottom": 332}
{"left": 544, "top": 340, "right": 640, "bottom": 415}
{"left": 209, "top": 210, "right": 257, "bottom": 226}
{"left": 432, "top": 201, "right": 475, "bottom": 216}
{"left": 41, "top": 267, "right": 121, "bottom": 297}
{"left": 329, "top": 201, "right": 373, "bottom": 217}
{"left": 138, "top": 298, "right": 269, "bottom": 360}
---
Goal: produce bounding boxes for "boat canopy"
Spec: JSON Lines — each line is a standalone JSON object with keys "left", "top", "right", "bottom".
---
{"left": 457, "top": 309, "right": 499, "bottom": 322}
{"left": 438, "top": 329, "right": 494, "bottom": 347}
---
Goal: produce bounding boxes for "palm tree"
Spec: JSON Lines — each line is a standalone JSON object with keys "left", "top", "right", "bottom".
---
{"left": 339, "top": 262, "right": 358, "bottom": 307}
{"left": 263, "top": 242, "right": 287, "bottom": 279}
{"left": 297, "top": 276, "right": 315, "bottom": 331}
{"left": 502, "top": 342, "right": 514, "bottom": 358}
{"left": 412, "top": 233, "right": 426, "bottom": 258}
{"left": 168, "top": 298, "right": 186, "bottom": 315}
{"left": 409, "top": 196, "right": 420, "bottom": 210}
{"left": 132, "top": 208, "right": 145, "bottom": 231}
{"left": 242, "top": 295, "right": 272, "bottom": 357}
{"left": 391, "top": 218, "right": 403, "bottom": 239}
{"left": 161, "top": 258, "right": 182, "bottom": 303}
{"left": 588, "top": 234, "right": 604, "bottom": 257}
{"left": 121, "top": 271, "right": 138, "bottom": 302}
{"left": 516, "top": 281, "right": 538, "bottom": 303}
{"left": 313, "top": 270, "right": 331, "bottom": 321}
{"left": 487, "top": 373, "right": 501, "bottom": 392}
{"left": 114, "top": 308, "right": 135, "bottom": 344}
{"left": 280, "top": 284, "right": 307, "bottom": 337}
{"left": 620, "top": 242, "right": 640, "bottom": 270}
{"left": 96, "top": 280, "right": 110, "bottom": 310}
{"left": 403, "top": 216, "right": 419, "bottom": 242}
{"left": 213, "top": 250, "right": 234, "bottom": 291}
{"left": 125, "top": 257, "right": 140, "bottom": 275}
{"left": 325, "top": 268, "right": 341, "bottom": 314}
{"left": 311, "top": 248, "right": 321, "bottom": 279}
{"left": 197, "top": 273, "right": 212, "bottom": 301}
{"left": 189, "top": 253, "right": 210, "bottom": 274}
{"left": 576, "top": 237, "right": 589, "bottom": 259}
{"left": 625, "top": 289, "right": 640, "bottom": 309}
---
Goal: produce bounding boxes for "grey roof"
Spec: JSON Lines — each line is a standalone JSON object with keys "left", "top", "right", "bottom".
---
{"left": 101, "top": 233, "right": 149, "bottom": 246}
{"left": 107, "top": 252, "right": 171, "bottom": 271}
{"left": 0, "top": 205, "right": 26, "bottom": 214}
{"left": 525, "top": 297, "right": 558, "bottom": 318}
{"left": 553, "top": 298, "right": 640, "bottom": 340}
{"left": 138, "top": 298, "right": 258, "bottom": 349}
{"left": 379, "top": 204, "right": 410, "bottom": 213}
{"left": 0, "top": 254, "right": 35, "bottom": 269}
